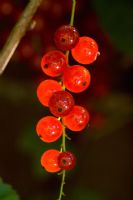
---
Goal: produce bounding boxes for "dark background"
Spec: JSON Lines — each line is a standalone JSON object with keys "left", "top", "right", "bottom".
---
{"left": 0, "top": 0, "right": 133, "bottom": 200}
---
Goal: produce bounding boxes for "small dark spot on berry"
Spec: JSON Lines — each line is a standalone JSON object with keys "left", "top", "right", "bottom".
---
{"left": 61, "top": 38, "right": 66, "bottom": 43}
{"left": 82, "top": 81, "right": 87, "bottom": 86}
{"left": 58, "top": 107, "right": 63, "bottom": 112}
{"left": 44, "top": 63, "right": 49, "bottom": 68}
{"left": 38, "top": 134, "right": 41, "bottom": 138}
{"left": 62, "top": 159, "right": 67, "bottom": 165}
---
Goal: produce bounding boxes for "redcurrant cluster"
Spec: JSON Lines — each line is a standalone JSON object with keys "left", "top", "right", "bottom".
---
{"left": 36, "top": 24, "right": 99, "bottom": 173}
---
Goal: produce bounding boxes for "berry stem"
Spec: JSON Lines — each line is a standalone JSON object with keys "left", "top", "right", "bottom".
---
{"left": 70, "top": 0, "right": 76, "bottom": 26}
{"left": 62, "top": 125, "right": 66, "bottom": 152}
{"left": 58, "top": 1, "right": 77, "bottom": 199}
{"left": 65, "top": 0, "right": 77, "bottom": 61}
{"left": 57, "top": 170, "right": 66, "bottom": 200}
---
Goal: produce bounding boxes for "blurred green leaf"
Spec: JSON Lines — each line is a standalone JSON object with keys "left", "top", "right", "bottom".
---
{"left": 92, "top": 0, "right": 133, "bottom": 55}
{"left": 90, "top": 93, "right": 133, "bottom": 139}
{"left": 0, "top": 178, "right": 20, "bottom": 200}
{"left": 0, "top": 78, "right": 35, "bottom": 103}
{"left": 70, "top": 189, "right": 103, "bottom": 200}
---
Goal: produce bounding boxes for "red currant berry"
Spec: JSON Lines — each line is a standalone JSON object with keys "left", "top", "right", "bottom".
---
{"left": 37, "top": 80, "right": 62, "bottom": 106}
{"left": 18, "top": 39, "right": 35, "bottom": 60}
{"left": 41, "top": 149, "right": 61, "bottom": 172}
{"left": 58, "top": 151, "right": 76, "bottom": 170}
{"left": 63, "top": 65, "right": 91, "bottom": 93}
{"left": 0, "top": 0, "right": 14, "bottom": 16}
{"left": 41, "top": 50, "right": 67, "bottom": 77}
{"left": 48, "top": 91, "right": 75, "bottom": 117}
{"left": 54, "top": 25, "right": 79, "bottom": 51}
{"left": 63, "top": 105, "right": 90, "bottom": 131}
{"left": 36, "top": 116, "right": 63, "bottom": 143}
{"left": 71, "top": 36, "right": 99, "bottom": 64}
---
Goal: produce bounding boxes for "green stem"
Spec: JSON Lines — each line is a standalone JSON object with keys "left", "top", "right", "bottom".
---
{"left": 65, "top": 50, "right": 70, "bottom": 62}
{"left": 57, "top": 1, "right": 77, "bottom": 200}
{"left": 65, "top": 0, "right": 77, "bottom": 63}
{"left": 62, "top": 125, "right": 66, "bottom": 152}
{"left": 57, "top": 170, "right": 66, "bottom": 200}
{"left": 70, "top": 0, "right": 76, "bottom": 26}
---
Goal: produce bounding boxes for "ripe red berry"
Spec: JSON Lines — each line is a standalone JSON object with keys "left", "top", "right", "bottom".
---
{"left": 63, "top": 65, "right": 91, "bottom": 93}
{"left": 41, "top": 50, "right": 68, "bottom": 77}
{"left": 58, "top": 151, "right": 76, "bottom": 170}
{"left": 18, "top": 40, "right": 35, "bottom": 60}
{"left": 41, "top": 149, "right": 61, "bottom": 172}
{"left": 36, "top": 116, "right": 63, "bottom": 143}
{"left": 0, "top": 0, "right": 14, "bottom": 16}
{"left": 37, "top": 80, "right": 62, "bottom": 106}
{"left": 48, "top": 91, "right": 75, "bottom": 117}
{"left": 63, "top": 105, "right": 90, "bottom": 131}
{"left": 71, "top": 36, "right": 99, "bottom": 64}
{"left": 54, "top": 25, "right": 79, "bottom": 51}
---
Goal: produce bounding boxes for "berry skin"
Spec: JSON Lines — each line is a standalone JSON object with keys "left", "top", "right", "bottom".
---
{"left": 36, "top": 116, "right": 63, "bottom": 143}
{"left": 54, "top": 25, "right": 79, "bottom": 51}
{"left": 37, "top": 80, "right": 62, "bottom": 106}
{"left": 58, "top": 151, "right": 76, "bottom": 170}
{"left": 41, "top": 50, "right": 68, "bottom": 77}
{"left": 41, "top": 149, "right": 61, "bottom": 173}
{"left": 71, "top": 36, "right": 99, "bottom": 64}
{"left": 48, "top": 90, "right": 75, "bottom": 117}
{"left": 63, "top": 65, "right": 91, "bottom": 93}
{"left": 63, "top": 105, "right": 90, "bottom": 131}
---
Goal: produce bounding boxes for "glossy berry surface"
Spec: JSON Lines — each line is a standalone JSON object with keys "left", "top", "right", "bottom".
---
{"left": 63, "top": 65, "right": 91, "bottom": 93}
{"left": 48, "top": 90, "right": 74, "bottom": 117}
{"left": 54, "top": 25, "right": 79, "bottom": 51}
{"left": 71, "top": 36, "right": 99, "bottom": 64}
{"left": 41, "top": 50, "right": 67, "bottom": 77}
{"left": 58, "top": 151, "right": 76, "bottom": 170}
{"left": 41, "top": 149, "right": 61, "bottom": 172}
{"left": 36, "top": 116, "right": 63, "bottom": 142}
{"left": 63, "top": 105, "right": 90, "bottom": 131}
{"left": 37, "top": 80, "right": 62, "bottom": 106}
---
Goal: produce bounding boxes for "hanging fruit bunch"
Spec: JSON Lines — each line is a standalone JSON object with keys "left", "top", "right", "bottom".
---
{"left": 36, "top": 0, "right": 99, "bottom": 199}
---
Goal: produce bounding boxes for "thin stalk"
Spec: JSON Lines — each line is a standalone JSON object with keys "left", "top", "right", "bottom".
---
{"left": 57, "top": 170, "right": 66, "bottom": 200}
{"left": 0, "top": 0, "right": 42, "bottom": 75}
{"left": 57, "top": 1, "right": 77, "bottom": 199}
{"left": 70, "top": 0, "right": 76, "bottom": 26}
{"left": 65, "top": 0, "right": 77, "bottom": 63}
{"left": 62, "top": 125, "right": 66, "bottom": 152}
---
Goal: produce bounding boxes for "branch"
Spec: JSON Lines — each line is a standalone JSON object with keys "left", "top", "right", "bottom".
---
{"left": 0, "top": 0, "right": 43, "bottom": 75}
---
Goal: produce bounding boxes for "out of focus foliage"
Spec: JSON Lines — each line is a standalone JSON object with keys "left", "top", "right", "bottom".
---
{"left": 0, "top": 178, "right": 19, "bottom": 200}
{"left": 92, "top": 0, "right": 133, "bottom": 56}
